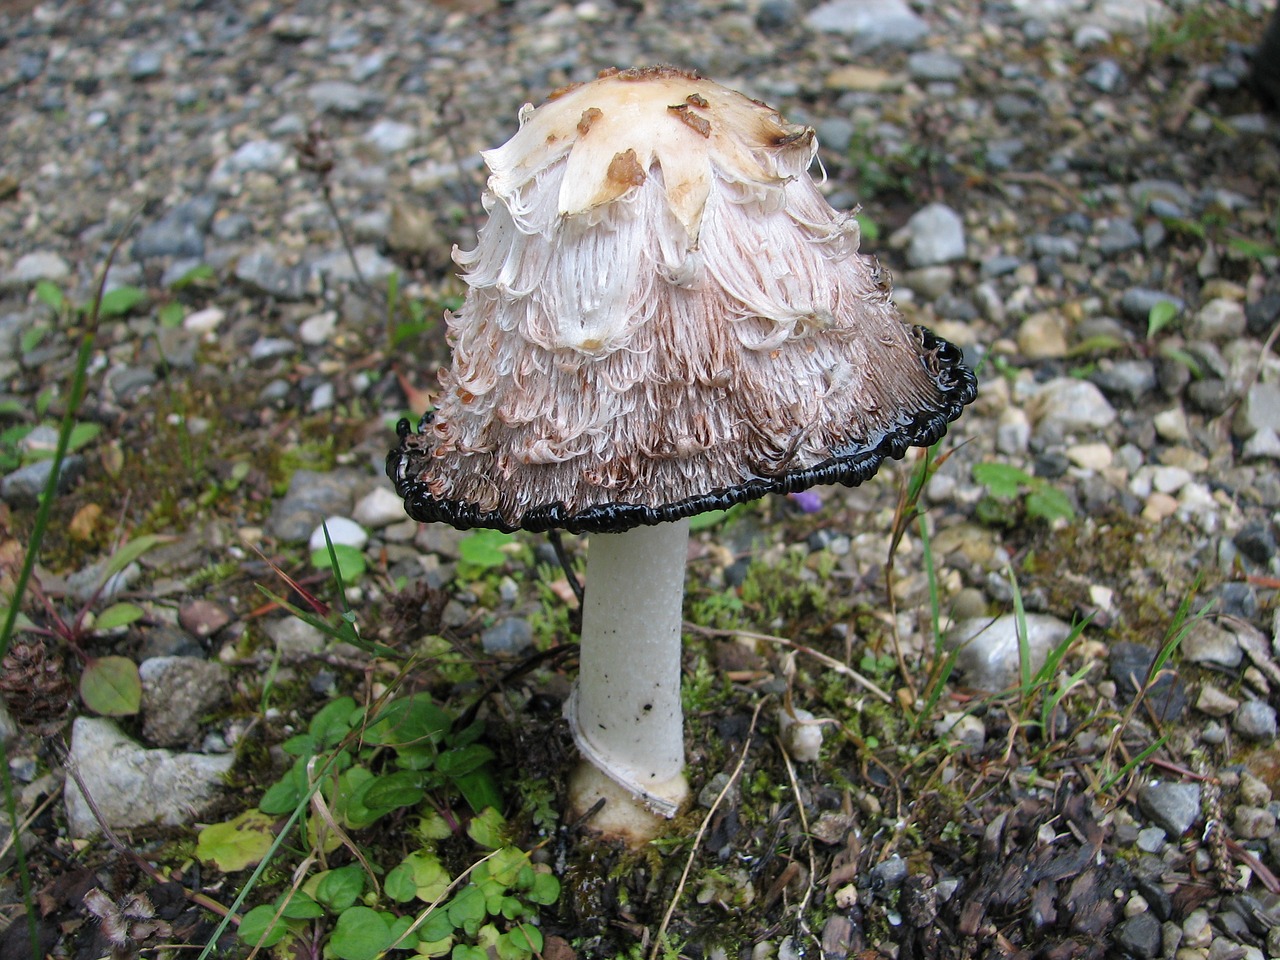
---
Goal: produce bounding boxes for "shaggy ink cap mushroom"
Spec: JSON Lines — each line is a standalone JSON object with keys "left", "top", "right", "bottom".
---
{"left": 388, "top": 65, "right": 976, "bottom": 535}
{"left": 389, "top": 66, "right": 977, "bottom": 842}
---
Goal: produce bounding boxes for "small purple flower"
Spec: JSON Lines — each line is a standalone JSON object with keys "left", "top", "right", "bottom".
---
{"left": 787, "top": 490, "right": 823, "bottom": 513}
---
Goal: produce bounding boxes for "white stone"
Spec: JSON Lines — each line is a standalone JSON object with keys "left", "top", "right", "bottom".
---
{"left": 1066, "top": 443, "right": 1112, "bottom": 471}
{"left": 905, "top": 203, "right": 966, "bottom": 267}
{"left": 309, "top": 515, "right": 367, "bottom": 552}
{"left": 64, "top": 717, "right": 234, "bottom": 838}
{"left": 183, "top": 306, "right": 225, "bottom": 333}
{"left": 996, "top": 408, "right": 1031, "bottom": 455}
{"left": 778, "top": 708, "right": 824, "bottom": 762}
{"left": 353, "top": 486, "right": 408, "bottom": 529}
{"left": 1190, "top": 298, "right": 1246, "bottom": 340}
{"left": 1030, "top": 378, "right": 1117, "bottom": 435}
{"left": 5, "top": 251, "right": 71, "bottom": 286}
{"left": 364, "top": 119, "right": 417, "bottom": 153}
{"left": 299, "top": 311, "right": 338, "bottom": 346}
{"left": 1152, "top": 407, "right": 1190, "bottom": 443}
{"left": 947, "top": 613, "right": 1075, "bottom": 693}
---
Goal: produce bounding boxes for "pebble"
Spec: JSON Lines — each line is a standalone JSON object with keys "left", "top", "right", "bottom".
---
{"left": 1195, "top": 684, "right": 1240, "bottom": 717}
{"left": 1233, "top": 383, "right": 1280, "bottom": 439}
{"left": 127, "top": 49, "right": 164, "bottom": 80}
{"left": 933, "top": 711, "right": 985, "bottom": 750}
{"left": 1191, "top": 299, "right": 1247, "bottom": 341}
{"left": 1083, "top": 59, "right": 1124, "bottom": 93}
{"left": 868, "top": 854, "right": 907, "bottom": 894}
{"left": 264, "top": 617, "right": 327, "bottom": 662}
{"left": 1, "top": 455, "right": 85, "bottom": 506}
{"left": 309, "top": 382, "right": 335, "bottom": 412}
{"left": 1182, "top": 909, "right": 1212, "bottom": 949}
{"left": 904, "top": 203, "right": 966, "bottom": 267}
{"left": 1233, "top": 701, "right": 1278, "bottom": 742}
{"left": 1017, "top": 311, "right": 1068, "bottom": 359}
{"left": 803, "top": 0, "right": 928, "bottom": 47}
{"left": 1090, "top": 360, "right": 1157, "bottom": 404}
{"left": 1029, "top": 378, "right": 1117, "bottom": 437}
{"left": 1096, "top": 218, "right": 1142, "bottom": 254}
{"left": 778, "top": 707, "right": 824, "bottom": 762}
{"left": 267, "top": 468, "right": 362, "bottom": 543}
{"left": 907, "top": 51, "right": 964, "bottom": 81}
{"left": 235, "top": 248, "right": 312, "bottom": 301}
{"left": 2, "top": 251, "right": 70, "bottom": 287}
{"left": 1135, "top": 826, "right": 1166, "bottom": 853}
{"left": 134, "top": 196, "right": 216, "bottom": 259}
{"left": 178, "top": 599, "right": 233, "bottom": 639}
{"left": 1120, "top": 288, "right": 1186, "bottom": 324}
{"left": 1233, "top": 805, "right": 1276, "bottom": 840}
{"left": 308, "top": 516, "right": 369, "bottom": 552}
{"left": 183, "top": 306, "right": 225, "bottom": 333}
{"left": 481, "top": 618, "right": 535, "bottom": 655}
{"left": 1115, "top": 912, "right": 1162, "bottom": 959}
{"left": 64, "top": 717, "right": 234, "bottom": 839}
{"left": 139, "top": 656, "right": 231, "bottom": 748}
{"left": 1136, "top": 781, "right": 1201, "bottom": 837}
{"left": 1233, "top": 523, "right": 1277, "bottom": 564}
{"left": 946, "top": 613, "right": 1073, "bottom": 693}
{"left": 364, "top": 119, "right": 417, "bottom": 153}
{"left": 307, "top": 80, "right": 382, "bottom": 114}
{"left": 354, "top": 486, "right": 409, "bottom": 529}
{"left": 249, "top": 336, "right": 298, "bottom": 364}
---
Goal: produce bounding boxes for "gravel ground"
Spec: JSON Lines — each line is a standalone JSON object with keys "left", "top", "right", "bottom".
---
{"left": 1, "top": 0, "right": 1280, "bottom": 957}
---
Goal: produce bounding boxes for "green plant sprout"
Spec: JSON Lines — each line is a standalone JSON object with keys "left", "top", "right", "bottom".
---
{"left": 972, "top": 461, "right": 1075, "bottom": 526}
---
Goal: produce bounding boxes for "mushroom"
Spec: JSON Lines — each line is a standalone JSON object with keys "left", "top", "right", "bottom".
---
{"left": 388, "top": 66, "right": 977, "bottom": 843}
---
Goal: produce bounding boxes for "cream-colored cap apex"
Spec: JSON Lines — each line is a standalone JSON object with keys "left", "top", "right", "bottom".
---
{"left": 482, "top": 66, "right": 815, "bottom": 237}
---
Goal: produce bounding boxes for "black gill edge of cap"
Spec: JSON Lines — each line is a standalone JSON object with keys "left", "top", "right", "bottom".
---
{"left": 387, "top": 328, "right": 978, "bottom": 536}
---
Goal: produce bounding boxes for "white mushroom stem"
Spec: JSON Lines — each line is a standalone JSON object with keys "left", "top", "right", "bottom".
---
{"left": 565, "top": 517, "right": 691, "bottom": 833}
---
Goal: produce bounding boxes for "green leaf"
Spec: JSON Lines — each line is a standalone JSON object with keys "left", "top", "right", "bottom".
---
{"left": 1157, "top": 344, "right": 1203, "bottom": 379}
{"left": 417, "top": 909, "right": 454, "bottom": 943}
{"left": 21, "top": 326, "right": 47, "bottom": 354}
{"left": 96, "top": 285, "right": 147, "bottom": 318}
{"left": 259, "top": 757, "right": 309, "bottom": 814}
{"left": 328, "top": 906, "right": 393, "bottom": 960}
{"left": 447, "top": 885, "right": 487, "bottom": 937}
{"left": 364, "top": 696, "right": 451, "bottom": 749}
{"left": 497, "top": 926, "right": 543, "bottom": 959}
{"left": 527, "top": 872, "right": 560, "bottom": 906}
{"left": 34, "top": 280, "right": 64, "bottom": 312}
{"left": 157, "top": 301, "right": 186, "bottom": 329}
{"left": 67, "top": 421, "right": 101, "bottom": 451}
{"left": 101, "top": 533, "right": 163, "bottom": 581}
{"left": 465, "top": 808, "right": 508, "bottom": 850}
{"left": 315, "top": 864, "right": 366, "bottom": 912}
{"left": 278, "top": 891, "right": 325, "bottom": 919}
{"left": 453, "top": 768, "right": 503, "bottom": 815}
{"left": 238, "top": 904, "right": 295, "bottom": 949}
{"left": 169, "top": 263, "right": 215, "bottom": 289}
{"left": 79, "top": 655, "right": 141, "bottom": 716}
{"left": 94, "top": 601, "right": 144, "bottom": 631}
{"left": 457, "top": 531, "right": 510, "bottom": 570}
{"left": 1025, "top": 486, "right": 1076, "bottom": 523}
{"left": 312, "top": 543, "right": 367, "bottom": 581}
{"left": 195, "top": 809, "right": 276, "bottom": 871}
{"left": 359, "top": 770, "right": 425, "bottom": 811}
{"left": 310, "top": 695, "right": 360, "bottom": 748}
{"left": 452, "top": 946, "right": 488, "bottom": 960}
{"left": 437, "top": 744, "right": 493, "bottom": 779}
{"left": 688, "top": 508, "right": 730, "bottom": 531}
{"left": 971, "top": 462, "right": 1030, "bottom": 499}
{"left": 1146, "top": 299, "right": 1179, "bottom": 340}
{"left": 386, "top": 851, "right": 451, "bottom": 904}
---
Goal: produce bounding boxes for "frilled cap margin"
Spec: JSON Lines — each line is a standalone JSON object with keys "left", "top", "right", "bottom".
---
{"left": 386, "top": 66, "right": 978, "bottom": 535}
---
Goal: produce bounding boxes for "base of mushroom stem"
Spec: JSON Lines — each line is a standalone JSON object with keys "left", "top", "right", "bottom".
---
{"left": 567, "top": 761, "right": 690, "bottom": 845}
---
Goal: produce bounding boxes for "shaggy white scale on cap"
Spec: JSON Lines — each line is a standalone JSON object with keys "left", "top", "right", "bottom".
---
{"left": 391, "top": 65, "right": 973, "bottom": 535}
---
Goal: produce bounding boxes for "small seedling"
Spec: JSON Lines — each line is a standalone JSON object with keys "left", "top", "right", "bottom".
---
{"left": 972, "top": 462, "right": 1075, "bottom": 526}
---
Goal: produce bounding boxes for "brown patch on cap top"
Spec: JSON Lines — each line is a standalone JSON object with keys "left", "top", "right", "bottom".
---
{"left": 668, "top": 104, "right": 711, "bottom": 138}
{"left": 606, "top": 149, "right": 647, "bottom": 189}
{"left": 577, "top": 107, "right": 604, "bottom": 136}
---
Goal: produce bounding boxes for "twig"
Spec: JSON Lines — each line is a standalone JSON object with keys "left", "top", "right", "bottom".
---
{"left": 649, "top": 698, "right": 767, "bottom": 960}
{"left": 777, "top": 740, "right": 821, "bottom": 955}
{"left": 683, "top": 623, "right": 892, "bottom": 703}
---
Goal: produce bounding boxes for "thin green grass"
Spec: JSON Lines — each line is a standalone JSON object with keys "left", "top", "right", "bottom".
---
{"left": 0, "top": 238, "right": 118, "bottom": 958}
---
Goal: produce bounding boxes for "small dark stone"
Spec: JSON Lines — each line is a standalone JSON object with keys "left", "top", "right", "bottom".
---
{"left": 1246, "top": 294, "right": 1280, "bottom": 336}
{"left": 1136, "top": 781, "right": 1201, "bottom": 836}
{"left": 1133, "top": 875, "right": 1172, "bottom": 921}
{"left": 755, "top": 0, "right": 799, "bottom": 32}
{"left": 1113, "top": 912, "right": 1161, "bottom": 958}
{"left": 1186, "top": 379, "right": 1235, "bottom": 415}
{"left": 1119, "top": 288, "right": 1185, "bottom": 324}
{"left": 1216, "top": 581, "right": 1258, "bottom": 620}
{"left": 1234, "top": 700, "right": 1278, "bottom": 742}
{"left": 1033, "top": 450, "right": 1070, "bottom": 480}
{"left": 1, "top": 455, "right": 85, "bottom": 506}
{"left": 1234, "top": 522, "right": 1277, "bottom": 564}
{"left": 136, "top": 624, "right": 204, "bottom": 660}
{"left": 481, "top": 618, "right": 534, "bottom": 655}
{"left": 870, "top": 855, "right": 907, "bottom": 895}
{"left": 1109, "top": 641, "right": 1187, "bottom": 721}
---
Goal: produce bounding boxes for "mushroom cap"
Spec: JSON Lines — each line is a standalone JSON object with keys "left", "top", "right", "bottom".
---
{"left": 389, "top": 66, "right": 976, "bottom": 534}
